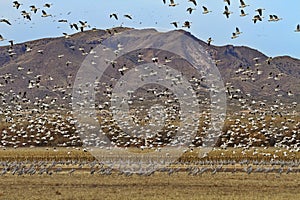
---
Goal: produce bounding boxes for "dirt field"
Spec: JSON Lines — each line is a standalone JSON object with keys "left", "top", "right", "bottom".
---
{"left": 1, "top": 173, "right": 300, "bottom": 200}
{"left": 0, "top": 148, "right": 300, "bottom": 200}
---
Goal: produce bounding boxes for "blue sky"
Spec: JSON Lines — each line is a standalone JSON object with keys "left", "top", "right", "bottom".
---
{"left": 0, "top": 0, "right": 300, "bottom": 58}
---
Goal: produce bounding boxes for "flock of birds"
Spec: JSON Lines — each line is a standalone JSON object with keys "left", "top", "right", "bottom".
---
{"left": 1, "top": 156, "right": 300, "bottom": 176}
{"left": 0, "top": 0, "right": 299, "bottom": 175}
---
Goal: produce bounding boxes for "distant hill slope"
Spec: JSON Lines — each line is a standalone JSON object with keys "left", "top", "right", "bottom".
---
{"left": 0, "top": 28, "right": 299, "bottom": 110}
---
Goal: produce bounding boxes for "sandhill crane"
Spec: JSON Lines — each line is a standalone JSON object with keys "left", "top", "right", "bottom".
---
{"left": 41, "top": 10, "right": 52, "bottom": 17}
{"left": 224, "top": 0, "right": 230, "bottom": 6}
{"left": 170, "top": 21, "right": 179, "bottom": 28}
{"left": 182, "top": 21, "right": 191, "bottom": 28}
{"left": 255, "top": 8, "right": 265, "bottom": 16}
{"left": 240, "top": 9, "right": 248, "bottom": 17}
{"left": 239, "top": 0, "right": 249, "bottom": 8}
{"left": 202, "top": 6, "right": 212, "bottom": 14}
{"left": 13, "top": 1, "right": 22, "bottom": 9}
{"left": 295, "top": 24, "right": 300, "bottom": 32}
{"left": 169, "top": 0, "right": 179, "bottom": 7}
{"left": 124, "top": 14, "right": 132, "bottom": 19}
{"left": 58, "top": 19, "right": 68, "bottom": 23}
{"left": 0, "top": 19, "right": 11, "bottom": 25}
{"left": 110, "top": 13, "right": 118, "bottom": 20}
{"left": 188, "top": 0, "right": 197, "bottom": 6}
{"left": 187, "top": 7, "right": 196, "bottom": 14}
{"left": 223, "top": 6, "right": 233, "bottom": 18}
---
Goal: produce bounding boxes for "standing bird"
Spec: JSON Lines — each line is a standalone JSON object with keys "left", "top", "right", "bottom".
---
{"left": 223, "top": 6, "right": 233, "bottom": 18}
{"left": 202, "top": 6, "right": 212, "bottom": 14}
{"left": 295, "top": 24, "right": 300, "bottom": 32}
{"left": 239, "top": 0, "right": 249, "bottom": 8}
{"left": 13, "top": 1, "right": 22, "bottom": 9}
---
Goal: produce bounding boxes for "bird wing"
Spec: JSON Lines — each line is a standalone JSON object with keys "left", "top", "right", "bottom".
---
{"left": 42, "top": 10, "right": 46, "bottom": 15}
{"left": 202, "top": 6, "right": 207, "bottom": 11}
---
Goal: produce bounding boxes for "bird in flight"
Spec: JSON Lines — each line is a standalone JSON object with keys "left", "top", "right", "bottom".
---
{"left": 207, "top": 37, "right": 213, "bottom": 46}
{"left": 13, "top": 1, "right": 22, "bottom": 9}
{"left": 240, "top": 9, "right": 248, "bottom": 17}
{"left": 252, "top": 15, "right": 263, "bottom": 23}
{"left": 170, "top": 22, "right": 179, "bottom": 28}
{"left": 110, "top": 13, "right": 118, "bottom": 20}
{"left": 295, "top": 24, "right": 300, "bottom": 32}
{"left": 41, "top": 10, "right": 52, "bottom": 17}
{"left": 202, "top": 6, "right": 212, "bottom": 15}
{"left": 255, "top": 8, "right": 265, "bottom": 16}
{"left": 223, "top": 6, "right": 233, "bottom": 18}
{"left": 224, "top": 0, "right": 230, "bottom": 6}
{"left": 188, "top": 0, "right": 197, "bottom": 6}
{"left": 44, "top": 3, "right": 53, "bottom": 8}
{"left": 124, "top": 14, "right": 132, "bottom": 20}
{"left": 0, "top": 19, "right": 11, "bottom": 25}
{"left": 169, "top": 0, "right": 179, "bottom": 7}
{"left": 30, "top": 5, "right": 39, "bottom": 14}
{"left": 182, "top": 21, "right": 191, "bottom": 28}
{"left": 187, "top": 7, "right": 196, "bottom": 14}
{"left": 239, "top": 0, "right": 249, "bottom": 8}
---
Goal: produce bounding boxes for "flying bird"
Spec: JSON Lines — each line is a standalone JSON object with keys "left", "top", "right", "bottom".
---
{"left": 44, "top": 3, "right": 53, "bottom": 8}
{"left": 268, "top": 15, "right": 282, "bottom": 22}
{"left": 252, "top": 15, "right": 263, "bottom": 23}
{"left": 207, "top": 37, "right": 213, "bottom": 46}
{"left": 255, "top": 8, "right": 265, "bottom": 16}
{"left": 170, "top": 21, "right": 179, "bottom": 28}
{"left": 110, "top": 13, "right": 118, "bottom": 20}
{"left": 188, "top": 0, "right": 197, "bottom": 6}
{"left": 169, "top": 0, "right": 179, "bottom": 7}
{"left": 231, "top": 32, "right": 238, "bottom": 39}
{"left": 0, "top": 19, "right": 11, "bottom": 25}
{"left": 182, "top": 21, "right": 191, "bottom": 28}
{"left": 235, "top": 27, "right": 242, "bottom": 35}
{"left": 240, "top": 9, "right": 248, "bottom": 17}
{"left": 295, "top": 24, "right": 300, "bottom": 32}
{"left": 0, "top": 34, "right": 4, "bottom": 41}
{"left": 202, "top": 6, "right": 212, "bottom": 14}
{"left": 186, "top": 7, "right": 196, "bottom": 14}
{"left": 30, "top": 5, "right": 39, "bottom": 13}
{"left": 13, "top": 1, "right": 22, "bottom": 9}
{"left": 224, "top": 0, "right": 230, "bottom": 5}
{"left": 239, "top": 0, "right": 249, "bottom": 8}
{"left": 223, "top": 6, "right": 233, "bottom": 18}
{"left": 41, "top": 10, "right": 52, "bottom": 17}
{"left": 21, "top": 11, "right": 31, "bottom": 20}
{"left": 124, "top": 14, "right": 132, "bottom": 20}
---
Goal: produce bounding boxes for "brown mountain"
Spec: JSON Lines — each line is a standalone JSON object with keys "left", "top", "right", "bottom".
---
{"left": 0, "top": 28, "right": 299, "bottom": 109}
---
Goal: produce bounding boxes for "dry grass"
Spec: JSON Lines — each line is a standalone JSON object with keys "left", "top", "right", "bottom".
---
{"left": 0, "top": 172, "right": 300, "bottom": 200}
